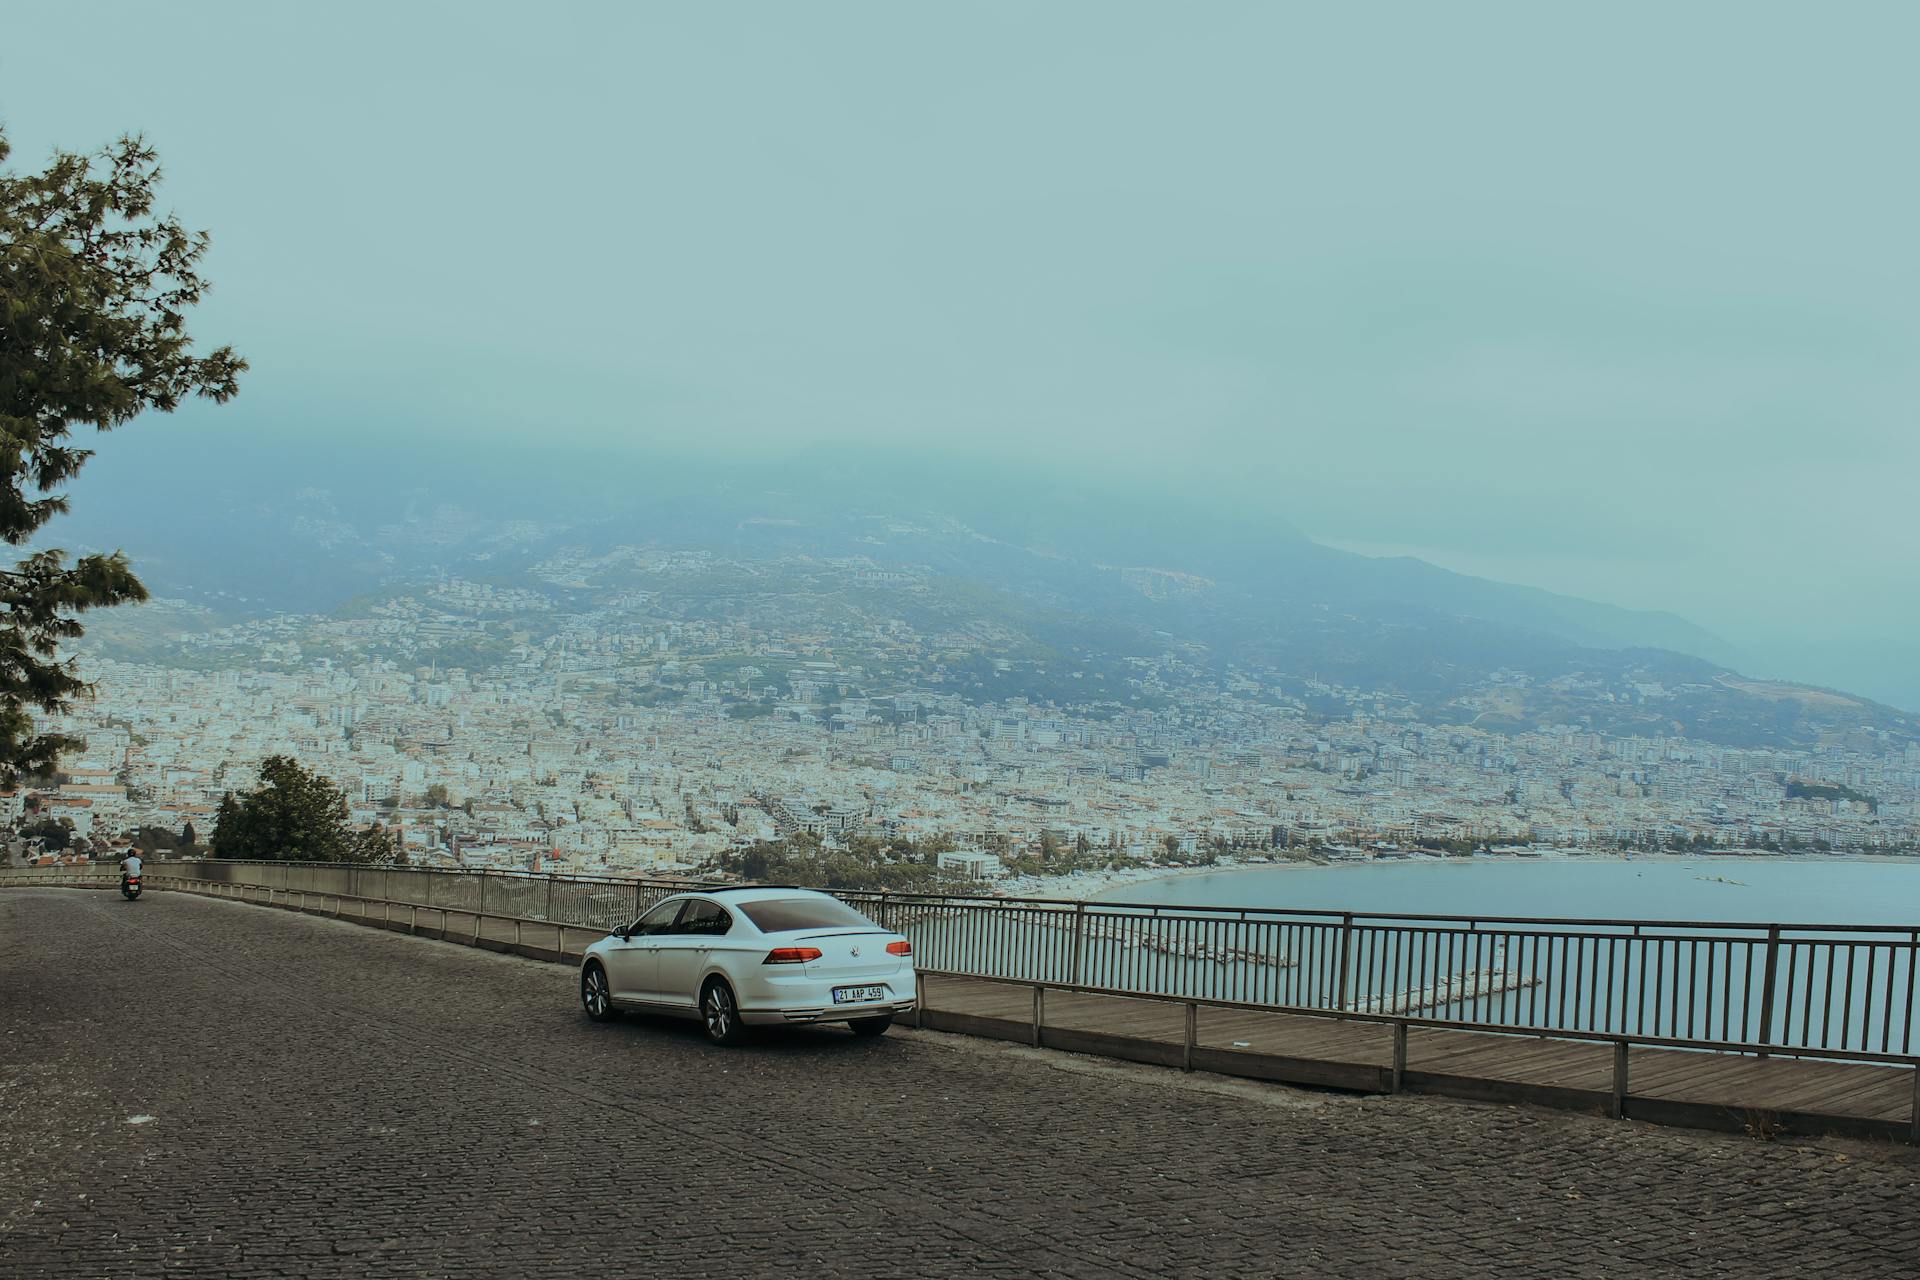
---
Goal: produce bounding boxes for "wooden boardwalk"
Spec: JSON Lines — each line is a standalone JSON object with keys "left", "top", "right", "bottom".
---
{"left": 920, "top": 973, "right": 1920, "bottom": 1143}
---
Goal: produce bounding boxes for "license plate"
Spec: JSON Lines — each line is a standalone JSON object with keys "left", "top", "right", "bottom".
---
{"left": 833, "top": 985, "right": 885, "bottom": 1005}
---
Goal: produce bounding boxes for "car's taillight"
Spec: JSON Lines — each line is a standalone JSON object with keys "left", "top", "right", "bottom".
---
{"left": 886, "top": 940, "right": 911, "bottom": 957}
{"left": 763, "top": 947, "right": 823, "bottom": 965}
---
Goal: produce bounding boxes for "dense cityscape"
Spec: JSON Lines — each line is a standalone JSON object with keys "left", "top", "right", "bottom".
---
{"left": 13, "top": 563, "right": 1917, "bottom": 883}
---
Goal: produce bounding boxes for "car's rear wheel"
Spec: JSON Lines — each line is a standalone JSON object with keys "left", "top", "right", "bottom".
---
{"left": 701, "top": 978, "right": 749, "bottom": 1046}
{"left": 581, "top": 962, "right": 615, "bottom": 1022}
{"left": 849, "top": 1014, "right": 893, "bottom": 1038}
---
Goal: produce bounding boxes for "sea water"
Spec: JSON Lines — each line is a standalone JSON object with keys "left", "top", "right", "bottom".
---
{"left": 1095, "top": 856, "right": 1920, "bottom": 926}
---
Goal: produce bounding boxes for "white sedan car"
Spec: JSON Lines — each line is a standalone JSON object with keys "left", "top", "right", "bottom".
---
{"left": 578, "top": 886, "right": 917, "bottom": 1044}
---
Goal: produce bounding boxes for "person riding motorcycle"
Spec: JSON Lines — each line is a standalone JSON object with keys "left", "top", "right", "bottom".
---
{"left": 118, "top": 850, "right": 143, "bottom": 894}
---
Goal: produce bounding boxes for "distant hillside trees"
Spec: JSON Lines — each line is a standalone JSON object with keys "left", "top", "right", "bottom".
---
{"left": 17, "top": 815, "right": 74, "bottom": 852}
{"left": 1784, "top": 779, "right": 1879, "bottom": 813}
{"left": 0, "top": 127, "right": 244, "bottom": 782}
{"left": 133, "top": 825, "right": 182, "bottom": 855}
{"left": 211, "top": 756, "right": 397, "bottom": 863}
{"left": 717, "top": 833, "right": 952, "bottom": 893}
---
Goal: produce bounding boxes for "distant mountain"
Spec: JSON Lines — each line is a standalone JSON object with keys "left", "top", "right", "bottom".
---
{"left": 52, "top": 445, "right": 1716, "bottom": 648}
{"left": 47, "top": 442, "right": 1919, "bottom": 750}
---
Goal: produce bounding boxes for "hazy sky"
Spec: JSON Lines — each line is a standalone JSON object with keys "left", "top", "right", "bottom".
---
{"left": 4, "top": 3, "right": 1917, "bottom": 705}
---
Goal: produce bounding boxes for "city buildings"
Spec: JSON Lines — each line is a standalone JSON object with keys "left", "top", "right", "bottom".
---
{"left": 22, "top": 575, "right": 1917, "bottom": 876}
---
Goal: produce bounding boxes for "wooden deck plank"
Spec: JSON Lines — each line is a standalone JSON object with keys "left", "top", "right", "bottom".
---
{"left": 1196, "top": 1010, "right": 1393, "bottom": 1065}
{"left": 1630, "top": 1050, "right": 1912, "bottom": 1120}
{"left": 1045, "top": 992, "right": 1185, "bottom": 1042}
{"left": 1408, "top": 1032, "right": 1615, "bottom": 1090}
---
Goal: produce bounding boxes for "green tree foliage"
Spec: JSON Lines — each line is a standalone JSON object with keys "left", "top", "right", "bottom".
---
{"left": 18, "top": 814, "right": 73, "bottom": 851}
{"left": 0, "top": 128, "right": 244, "bottom": 780}
{"left": 211, "top": 756, "right": 398, "bottom": 863}
{"left": 134, "top": 824, "right": 179, "bottom": 853}
{"left": 1784, "top": 779, "right": 1878, "bottom": 813}
{"left": 716, "top": 834, "right": 953, "bottom": 893}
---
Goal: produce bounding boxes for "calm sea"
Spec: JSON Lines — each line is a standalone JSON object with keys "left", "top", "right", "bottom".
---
{"left": 1096, "top": 856, "right": 1920, "bottom": 926}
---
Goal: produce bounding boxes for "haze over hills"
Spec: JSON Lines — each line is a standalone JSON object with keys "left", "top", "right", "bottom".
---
{"left": 60, "top": 445, "right": 1715, "bottom": 640}
{"left": 49, "top": 444, "right": 1920, "bottom": 753}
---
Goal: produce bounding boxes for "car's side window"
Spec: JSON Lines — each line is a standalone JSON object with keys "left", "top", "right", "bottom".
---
{"left": 674, "top": 899, "right": 732, "bottom": 937}
{"left": 629, "top": 899, "right": 686, "bottom": 937}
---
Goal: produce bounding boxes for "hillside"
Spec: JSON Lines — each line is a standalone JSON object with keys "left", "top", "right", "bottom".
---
{"left": 47, "top": 448, "right": 1919, "bottom": 751}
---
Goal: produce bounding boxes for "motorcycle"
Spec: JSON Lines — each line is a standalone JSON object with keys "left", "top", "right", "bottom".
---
{"left": 121, "top": 873, "right": 142, "bottom": 901}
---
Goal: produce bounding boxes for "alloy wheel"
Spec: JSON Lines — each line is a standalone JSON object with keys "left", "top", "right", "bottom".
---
{"left": 704, "top": 984, "right": 734, "bottom": 1041}
{"left": 582, "top": 966, "right": 609, "bottom": 1018}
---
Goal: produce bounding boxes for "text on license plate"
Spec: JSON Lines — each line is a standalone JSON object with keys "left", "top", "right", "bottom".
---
{"left": 833, "top": 985, "right": 886, "bottom": 1004}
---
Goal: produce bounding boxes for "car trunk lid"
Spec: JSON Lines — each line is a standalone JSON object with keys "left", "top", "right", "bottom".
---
{"left": 790, "top": 929, "right": 907, "bottom": 982}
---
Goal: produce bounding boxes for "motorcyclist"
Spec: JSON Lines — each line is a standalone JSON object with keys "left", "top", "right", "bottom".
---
{"left": 119, "top": 848, "right": 143, "bottom": 892}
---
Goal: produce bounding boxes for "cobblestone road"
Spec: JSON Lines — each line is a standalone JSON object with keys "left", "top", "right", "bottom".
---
{"left": 4, "top": 888, "right": 1918, "bottom": 1278}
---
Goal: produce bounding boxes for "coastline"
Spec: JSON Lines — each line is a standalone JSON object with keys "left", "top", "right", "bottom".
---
{"left": 999, "top": 848, "right": 1920, "bottom": 905}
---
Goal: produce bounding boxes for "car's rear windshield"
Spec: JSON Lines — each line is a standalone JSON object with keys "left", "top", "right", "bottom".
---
{"left": 737, "top": 897, "right": 878, "bottom": 934}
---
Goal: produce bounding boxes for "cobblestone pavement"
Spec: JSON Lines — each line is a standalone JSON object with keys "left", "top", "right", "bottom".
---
{"left": 4, "top": 889, "right": 1918, "bottom": 1279}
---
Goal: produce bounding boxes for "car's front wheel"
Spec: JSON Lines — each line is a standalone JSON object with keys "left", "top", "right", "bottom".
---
{"left": 701, "top": 978, "right": 749, "bottom": 1046}
{"left": 849, "top": 1014, "right": 893, "bottom": 1038}
{"left": 581, "top": 962, "right": 615, "bottom": 1022}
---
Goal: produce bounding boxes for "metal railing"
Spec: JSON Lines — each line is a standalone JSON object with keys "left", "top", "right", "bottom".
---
{"left": 845, "top": 895, "right": 1920, "bottom": 1064}
{"left": 8, "top": 858, "right": 1917, "bottom": 1065}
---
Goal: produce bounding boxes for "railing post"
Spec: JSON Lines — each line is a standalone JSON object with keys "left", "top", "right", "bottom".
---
{"left": 1031, "top": 986, "right": 1044, "bottom": 1047}
{"left": 1391, "top": 1022, "right": 1407, "bottom": 1094}
{"left": 1069, "top": 903, "right": 1086, "bottom": 986}
{"left": 1612, "top": 1041, "right": 1630, "bottom": 1119}
{"left": 1756, "top": 926, "right": 1783, "bottom": 1057}
{"left": 1336, "top": 913, "right": 1354, "bottom": 1010}
{"left": 479, "top": 873, "right": 488, "bottom": 917}
{"left": 546, "top": 875, "right": 555, "bottom": 922}
{"left": 1183, "top": 1002, "right": 1197, "bottom": 1072}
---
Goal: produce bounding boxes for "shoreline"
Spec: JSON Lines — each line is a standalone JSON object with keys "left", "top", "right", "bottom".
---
{"left": 1000, "top": 849, "right": 1920, "bottom": 904}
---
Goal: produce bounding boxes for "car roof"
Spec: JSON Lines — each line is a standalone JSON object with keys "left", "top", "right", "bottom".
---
{"left": 658, "top": 885, "right": 839, "bottom": 905}
{"left": 700, "top": 884, "right": 809, "bottom": 894}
